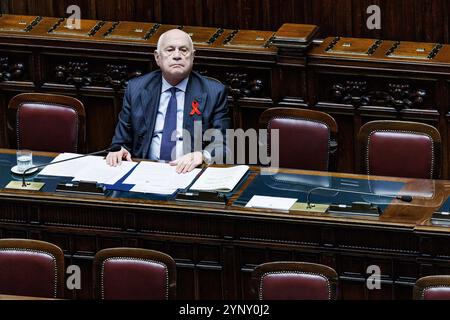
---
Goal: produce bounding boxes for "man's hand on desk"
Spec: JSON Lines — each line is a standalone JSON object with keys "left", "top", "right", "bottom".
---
{"left": 170, "top": 151, "right": 203, "bottom": 174}
{"left": 106, "top": 147, "right": 132, "bottom": 166}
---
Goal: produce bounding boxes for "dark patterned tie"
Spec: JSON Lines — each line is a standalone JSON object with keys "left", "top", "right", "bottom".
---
{"left": 160, "top": 87, "right": 178, "bottom": 161}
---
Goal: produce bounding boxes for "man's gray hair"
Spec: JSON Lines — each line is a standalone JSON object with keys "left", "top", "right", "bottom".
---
{"left": 156, "top": 29, "right": 194, "bottom": 53}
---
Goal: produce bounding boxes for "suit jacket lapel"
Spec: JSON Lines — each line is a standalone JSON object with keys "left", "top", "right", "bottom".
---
{"left": 183, "top": 78, "right": 207, "bottom": 135}
{"left": 139, "top": 74, "right": 162, "bottom": 157}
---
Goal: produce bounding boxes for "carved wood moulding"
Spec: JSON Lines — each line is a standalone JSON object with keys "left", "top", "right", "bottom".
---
{"left": 225, "top": 72, "right": 265, "bottom": 98}
{"left": 331, "top": 80, "right": 428, "bottom": 110}
{"left": 196, "top": 68, "right": 267, "bottom": 99}
{"left": 0, "top": 57, "right": 25, "bottom": 82}
{"left": 54, "top": 61, "right": 143, "bottom": 90}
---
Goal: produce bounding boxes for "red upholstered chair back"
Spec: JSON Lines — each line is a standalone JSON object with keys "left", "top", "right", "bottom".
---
{"left": 251, "top": 261, "right": 338, "bottom": 300}
{"left": 358, "top": 120, "right": 441, "bottom": 179}
{"left": 8, "top": 93, "right": 86, "bottom": 153}
{"left": 0, "top": 238, "right": 64, "bottom": 298}
{"left": 94, "top": 248, "right": 177, "bottom": 300}
{"left": 414, "top": 275, "right": 450, "bottom": 300}
{"left": 259, "top": 108, "right": 338, "bottom": 171}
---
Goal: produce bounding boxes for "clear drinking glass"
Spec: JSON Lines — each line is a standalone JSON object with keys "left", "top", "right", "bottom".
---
{"left": 16, "top": 149, "right": 33, "bottom": 172}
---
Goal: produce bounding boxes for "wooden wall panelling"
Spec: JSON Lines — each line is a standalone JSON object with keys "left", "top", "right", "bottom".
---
{"left": 413, "top": 0, "right": 448, "bottom": 43}
{"left": 4, "top": 0, "right": 32, "bottom": 15}
{"left": 197, "top": 246, "right": 224, "bottom": 299}
{"left": 94, "top": 0, "right": 137, "bottom": 22}
{"left": 0, "top": 1, "right": 9, "bottom": 14}
{"left": 3, "top": 0, "right": 450, "bottom": 43}
{"left": 276, "top": 66, "right": 308, "bottom": 107}
{"left": 350, "top": 0, "right": 381, "bottom": 40}
{"left": 310, "top": 0, "right": 353, "bottom": 39}
{"left": 382, "top": 0, "right": 416, "bottom": 42}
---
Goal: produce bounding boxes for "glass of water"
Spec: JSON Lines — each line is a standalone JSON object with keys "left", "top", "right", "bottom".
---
{"left": 16, "top": 149, "right": 33, "bottom": 173}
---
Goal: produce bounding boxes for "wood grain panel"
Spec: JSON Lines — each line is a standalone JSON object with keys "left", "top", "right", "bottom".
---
{"left": 4, "top": 0, "right": 450, "bottom": 42}
{"left": 310, "top": 0, "right": 353, "bottom": 38}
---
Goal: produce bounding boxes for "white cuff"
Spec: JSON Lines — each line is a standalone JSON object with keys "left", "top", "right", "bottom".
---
{"left": 202, "top": 150, "right": 212, "bottom": 164}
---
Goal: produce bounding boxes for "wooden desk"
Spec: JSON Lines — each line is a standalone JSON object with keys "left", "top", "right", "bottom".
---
{"left": 0, "top": 294, "right": 59, "bottom": 300}
{"left": 0, "top": 148, "right": 449, "bottom": 300}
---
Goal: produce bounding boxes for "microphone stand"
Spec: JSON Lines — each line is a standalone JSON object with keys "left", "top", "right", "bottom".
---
{"left": 306, "top": 186, "right": 413, "bottom": 216}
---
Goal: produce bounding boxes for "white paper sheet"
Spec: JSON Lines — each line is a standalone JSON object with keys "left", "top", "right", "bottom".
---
{"left": 245, "top": 195, "right": 298, "bottom": 211}
{"left": 37, "top": 152, "right": 136, "bottom": 185}
{"left": 130, "top": 185, "right": 179, "bottom": 195}
{"left": 125, "top": 161, "right": 201, "bottom": 194}
{"left": 189, "top": 165, "right": 249, "bottom": 192}
{"left": 73, "top": 160, "right": 137, "bottom": 184}
{"left": 38, "top": 153, "right": 92, "bottom": 177}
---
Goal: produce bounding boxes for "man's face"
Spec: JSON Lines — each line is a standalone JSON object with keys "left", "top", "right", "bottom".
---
{"left": 155, "top": 30, "right": 195, "bottom": 85}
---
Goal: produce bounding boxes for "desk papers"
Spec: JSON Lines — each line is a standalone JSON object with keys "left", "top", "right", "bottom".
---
{"left": 124, "top": 162, "right": 201, "bottom": 194}
{"left": 38, "top": 153, "right": 137, "bottom": 185}
{"left": 189, "top": 165, "right": 249, "bottom": 192}
{"left": 245, "top": 195, "right": 298, "bottom": 211}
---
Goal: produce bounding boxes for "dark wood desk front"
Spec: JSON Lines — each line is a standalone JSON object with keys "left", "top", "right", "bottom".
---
{"left": 0, "top": 148, "right": 449, "bottom": 300}
{"left": 0, "top": 294, "right": 60, "bottom": 300}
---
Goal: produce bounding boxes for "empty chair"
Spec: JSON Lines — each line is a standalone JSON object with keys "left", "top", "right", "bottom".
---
{"left": 259, "top": 107, "right": 338, "bottom": 171}
{"left": 94, "top": 247, "right": 176, "bottom": 300}
{"left": 358, "top": 120, "right": 441, "bottom": 179}
{"left": 251, "top": 261, "right": 338, "bottom": 300}
{"left": 8, "top": 93, "right": 86, "bottom": 153}
{"left": 414, "top": 275, "right": 450, "bottom": 300}
{"left": 0, "top": 238, "right": 65, "bottom": 298}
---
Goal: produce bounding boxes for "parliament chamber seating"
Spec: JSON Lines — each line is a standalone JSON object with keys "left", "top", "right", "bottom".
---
{"left": 358, "top": 120, "right": 441, "bottom": 179}
{"left": 413, "top": 275, "right": 450, "bottom": 300}
{"left": 8, "top": 93, "right": 86, "bottom": 153}
{"left": 94, "top": 247, "right": 177, "bottom": 300}
{"left": 259, "top": 107, "right": 338, "bottom": 171}
{"left": 1, "top": 12, "right": 450, "bottom": 301}
{"left": 0, "top": 238, "right": 64, "bottom": 298}
{"left": 251, "top": 261, "right": 338, "bottom": 300}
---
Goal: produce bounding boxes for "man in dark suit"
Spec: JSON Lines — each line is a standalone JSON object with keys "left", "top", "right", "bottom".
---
{"left": 107, "top": 29, "right": 230, "bottom": 173}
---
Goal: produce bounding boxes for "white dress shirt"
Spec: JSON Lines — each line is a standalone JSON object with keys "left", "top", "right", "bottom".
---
{"left": 149, "top": 76, "right": 189, "bottom": 160}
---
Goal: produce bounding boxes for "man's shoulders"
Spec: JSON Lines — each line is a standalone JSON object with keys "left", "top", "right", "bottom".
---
{"left": 127, "top": 70, "right": 162, "bottom": 89}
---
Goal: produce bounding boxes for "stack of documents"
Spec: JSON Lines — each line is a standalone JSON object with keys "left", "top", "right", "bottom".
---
{"left": 38, "top": 153, "right": 137, "bottom": 185}
{"left": 189, "top": 165, "right": 249, "bottom": 192}
{"left": 124, "top": 162, "right": 201, "bottom": 195}
{"left": 38, "top": 154, "right": 249, "bottom": 196}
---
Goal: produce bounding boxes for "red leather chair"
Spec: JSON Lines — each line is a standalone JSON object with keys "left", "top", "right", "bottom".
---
{"left": 251, "top": 261, "right": 338, "bottom": 300}
{"left": 414, "top": 275, "right": 450, "bottom": 300}
{"left": 259, "top": 107, "right": 338, "bottom": 171}
{"left": 94, "top": 247, "right": 177, "bottom": 300}
{"left": 358, "top": 120, "right": 441, "bottom": 179}
{"left": 0, "top": 238, "right": 65, "bottom": 298}
{"left": 8, "top": 93, "right": 86, "bottom": 153}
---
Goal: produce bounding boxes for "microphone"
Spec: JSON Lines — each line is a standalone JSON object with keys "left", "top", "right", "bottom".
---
{"left": 306, "top": 186, "right": 413, "bottom": 209}
{"left": 6, "top": 145, "right": 122, "bottom": 190}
